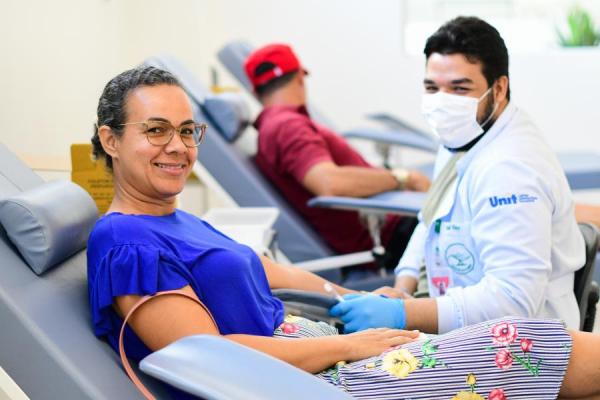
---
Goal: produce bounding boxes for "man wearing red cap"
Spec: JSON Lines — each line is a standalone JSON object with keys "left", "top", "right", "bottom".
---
{"left": 244, "top": 43, "right": 430, "bottom": 276}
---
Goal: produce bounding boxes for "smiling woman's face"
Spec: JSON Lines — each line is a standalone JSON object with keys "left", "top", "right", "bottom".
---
{"left": 110, "top": 84, "right": 197, "bottom": 204}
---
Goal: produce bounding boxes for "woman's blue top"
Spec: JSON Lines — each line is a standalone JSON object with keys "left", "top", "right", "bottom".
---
{"left": 87, "top": 209, "right": 284, "bottom": 362}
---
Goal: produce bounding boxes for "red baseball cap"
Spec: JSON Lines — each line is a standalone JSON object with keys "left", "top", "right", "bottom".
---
{"left": 244, "top": 43, "right": 306, "bottom": 90}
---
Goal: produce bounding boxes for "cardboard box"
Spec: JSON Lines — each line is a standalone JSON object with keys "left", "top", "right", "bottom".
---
{"left": 70, "top": 144, "right": 114, "bottom": 215}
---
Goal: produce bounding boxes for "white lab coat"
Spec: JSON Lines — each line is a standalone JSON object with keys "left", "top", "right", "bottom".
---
{"left": 396, "top": 102, "right": 584, "bottom": 333}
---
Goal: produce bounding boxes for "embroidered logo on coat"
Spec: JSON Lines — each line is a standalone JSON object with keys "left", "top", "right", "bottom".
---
{"left": 489, "top": 193, "right": 538, "bottom": 208}
{"left": 444, "top": 243, "right": 475, "bottom": 274}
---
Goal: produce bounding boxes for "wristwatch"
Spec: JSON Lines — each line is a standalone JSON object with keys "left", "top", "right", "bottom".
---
{"left": 391, "top": 168, "right": 410, "bottom": 190}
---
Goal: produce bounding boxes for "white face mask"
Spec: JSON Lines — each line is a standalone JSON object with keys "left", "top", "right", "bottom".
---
{"left": 421, "top": 88, "right": 497, "bottom": 149}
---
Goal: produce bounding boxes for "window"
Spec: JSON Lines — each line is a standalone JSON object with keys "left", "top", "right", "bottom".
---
{"left": 402, "top": 0, "right": 600, "bottom": 54}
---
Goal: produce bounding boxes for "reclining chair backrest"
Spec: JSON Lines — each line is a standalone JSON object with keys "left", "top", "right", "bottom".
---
{"left": 144, "top": 56, "right": 337, "bottom": 264}
{"left": 0, "top": 143, "right": 166, "bottom": 399}
{"left": 0, "top": 143, "right": 44, "bottom": 195}
{"left": 217, "top": 40, "right": 337, "bottom": 130}
{"left": 575, "top": 222, "right": 600, "bottom": 331}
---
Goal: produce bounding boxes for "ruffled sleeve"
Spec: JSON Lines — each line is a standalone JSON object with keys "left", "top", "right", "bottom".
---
{"left": 89, "top": 243, "right": 194, "bottom": 338}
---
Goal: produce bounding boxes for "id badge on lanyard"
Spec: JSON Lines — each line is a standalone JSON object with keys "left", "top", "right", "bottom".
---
{"left": 430, "top": 220, "right": 453, "bottom": 296}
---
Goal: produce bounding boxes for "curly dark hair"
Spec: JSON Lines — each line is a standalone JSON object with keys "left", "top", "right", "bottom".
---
{"left": 91, "top": 66, "right": 181, "bottom": 169}
{"left": 424, "top": 16, "right": 510, "bottom": 100}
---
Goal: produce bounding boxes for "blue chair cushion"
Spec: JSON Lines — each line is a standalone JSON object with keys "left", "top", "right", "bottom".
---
{"left": 0, "top": 180, "right": 98, "bottom": 275}
{"left": 203, "top": 92, "right": 250, "bottom": 142}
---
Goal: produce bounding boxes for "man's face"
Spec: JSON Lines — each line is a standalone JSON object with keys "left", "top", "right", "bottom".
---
{"left": 424, "top": 53, "right": 495, "bottom": 125}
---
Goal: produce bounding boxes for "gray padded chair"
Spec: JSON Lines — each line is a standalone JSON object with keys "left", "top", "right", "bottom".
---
{"left": 144, "top": 56, "right": 416, "bottom": 289}
{"left": 0, "top": 144, "right": 353, "bottom": 399}
{"left": 143, "top": 56, "right": 345, "bottom": 285}
{"left": 216, "top": 40, "right": 440, "bottom": 161}
{"left": 144, "top": 56, "right": 335, "bottom": 266}
{"left": 0, "top": 143, "right": 161, "bottom": 399}
{"left": 216, "top": 40, "right": 338, "bottom": 131}
{"left": 138, "top": 335, "right": 352, "bottom": 400}
{"left": 218, "top": 40, "right": 600, "bottom": 191}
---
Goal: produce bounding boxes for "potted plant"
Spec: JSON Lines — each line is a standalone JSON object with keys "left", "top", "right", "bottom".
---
{"left": 557, "top": 5, "right": 600, "bottom": 47}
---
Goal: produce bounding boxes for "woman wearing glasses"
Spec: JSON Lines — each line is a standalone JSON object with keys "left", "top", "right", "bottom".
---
{"left": 88, "top": 66, "right": 600, "bottom": 400}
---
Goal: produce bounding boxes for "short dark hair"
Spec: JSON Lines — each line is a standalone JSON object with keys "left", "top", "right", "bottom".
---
{"left": 253, "top": 62, "right": 298, "bottom": 99}
{"left": 91, "top": 66, "right": 181, "bottom": 169}
{"left": 424, "top": 16, "right": 510, "bottom": 100}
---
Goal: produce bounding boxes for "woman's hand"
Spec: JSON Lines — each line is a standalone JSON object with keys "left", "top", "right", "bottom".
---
{"left": 341, "top": 328, "right": 420, "bottom": 361}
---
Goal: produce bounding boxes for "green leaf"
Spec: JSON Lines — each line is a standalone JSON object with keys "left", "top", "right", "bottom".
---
{"left": 423, "top": 359, "right": 435, "bottom": 368}
{"left": 534, "top": 359, "right": 542, "bottom": 377}
{"left": 557, "top": 5, "right": 600, "bottom": 47}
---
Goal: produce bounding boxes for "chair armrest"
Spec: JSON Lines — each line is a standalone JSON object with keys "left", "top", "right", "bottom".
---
{"left": 365, "top": 112, "right": 432, "bottom": 139}
{"left": 293, "top": 250, "right": 374, "bottom": 272}
{"left": 272, "top": 289, "right": 342, "bottom": 327}
{"left": 272, "top": 288, "right": 338, "bottom": 308}
{"left": 308, "top": 191, "right": 426, "bottom": 216}
{"left": 341, "top": 128, "right": 438, "bottom": 153}
{"left": 557, "top": 152, "right": 600, "bottom": 190}
{"left": 140, "top": 335, "right": 353, "bottom": 400}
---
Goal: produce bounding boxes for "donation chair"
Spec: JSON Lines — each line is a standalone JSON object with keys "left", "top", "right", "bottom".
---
{"left": 0, "top": 143, "right": 164, "bottom": 399}
{"left": 217, "top": 40, "right": 600, "bottom": 191}
{"left": 143, "top": 56, "right": 336, "bottom": 267}
{"left": 0, "top": 143, "right": 354, "bottom": 399}
{"left": 143, "top": 55, "right": 421, "bottom": 288}
{"left": 138, "top": 223, "right": 600, "bottom": 398}
{"left": 2, "top": 144, "right": 591, "bottom": 399}
{"left": 576, "top": 223, "right": 600, "bottom": 332}
{"left": 217, "top": 40, "right": 439, "bottom": 165}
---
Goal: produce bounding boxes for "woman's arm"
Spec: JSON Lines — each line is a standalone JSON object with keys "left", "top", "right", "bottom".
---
{"left": 114, "top": 285, "right": 418, "bottom": 373}
{"left": 259, "top": 255, "right": 355, "bottom": 296}
{"left": 228, "top": 328, "right": 418, "bottom": 373}
{"left": 114, "top": 285, "right": 219, "bottom": 350}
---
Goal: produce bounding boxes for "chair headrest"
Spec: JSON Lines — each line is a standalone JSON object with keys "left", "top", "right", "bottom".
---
{"left": 0, "top": 180, "right": 98, "bottom": 275}
{"left": 203, "top": 92, "right": 251, "bottom": 142}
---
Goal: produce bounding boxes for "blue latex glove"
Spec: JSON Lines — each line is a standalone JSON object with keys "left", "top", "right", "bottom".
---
{"left": 329, "top": 293, "right": 406, "bottom": 333}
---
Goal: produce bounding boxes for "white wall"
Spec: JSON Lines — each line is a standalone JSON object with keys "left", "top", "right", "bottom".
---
{"left": 510, "top": 49, "right": 600, "bottom": 152}
{"left": 0, "top": 0, "right": 122, "bottom": 162}
{"left": 208, "top": 0, "right": 600, "bottom": 154}
{"left": 1, "top": 0, "right": 599, "bottom": 199}
{"left": 210, "top": 0, "right": 420, "bottom": 130}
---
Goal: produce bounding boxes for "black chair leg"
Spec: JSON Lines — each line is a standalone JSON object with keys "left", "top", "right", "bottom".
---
{"left": 583, "top": 282, "right": 599, "bottom": 332}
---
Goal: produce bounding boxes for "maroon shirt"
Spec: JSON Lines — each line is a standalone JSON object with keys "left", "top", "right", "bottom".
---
{"left": 254, "top": 104, "right": 399, "bottom": 254}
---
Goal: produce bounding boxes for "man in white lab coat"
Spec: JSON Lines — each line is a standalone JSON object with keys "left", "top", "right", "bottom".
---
{"left": 330, "top": 16, "right": 585, "bottom": 333}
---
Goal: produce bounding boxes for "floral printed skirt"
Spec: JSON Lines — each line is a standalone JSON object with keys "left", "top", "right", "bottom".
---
{"left": 273, "top": 316, "right": 572, "bottom": 400}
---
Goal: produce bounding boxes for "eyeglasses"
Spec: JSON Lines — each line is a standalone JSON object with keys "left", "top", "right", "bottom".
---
{"left": 119, "top": 120, "right": 207, "bottom": 148}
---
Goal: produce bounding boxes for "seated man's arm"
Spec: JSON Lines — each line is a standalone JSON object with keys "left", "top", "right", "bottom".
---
{"left": 303, "top": 161, "right": 430, "bottom": 197}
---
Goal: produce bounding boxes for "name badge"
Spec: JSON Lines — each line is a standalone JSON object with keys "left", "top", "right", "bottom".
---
{"left": 438, "top": 221, "right": 475, "bottom": 275}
